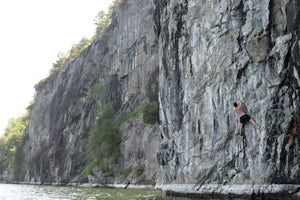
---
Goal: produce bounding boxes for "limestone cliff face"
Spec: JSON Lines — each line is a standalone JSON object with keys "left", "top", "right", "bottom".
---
{"left": 1, "top": 0, "right": 300, "bottom": 192}
{"left": 19, "top": 0, "right": 160, "bottom": 184}
{"left": 155, "top": 0, "right": 300, "bottom": 186}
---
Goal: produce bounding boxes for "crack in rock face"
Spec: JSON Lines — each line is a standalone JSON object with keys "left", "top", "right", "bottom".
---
{"left": 155, "top": 0, "right": 300, "bottom": 185}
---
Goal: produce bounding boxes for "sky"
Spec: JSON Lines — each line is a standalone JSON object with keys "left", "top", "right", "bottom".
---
{"left": 0, "top": 0, "right": 113, "bottom": 135}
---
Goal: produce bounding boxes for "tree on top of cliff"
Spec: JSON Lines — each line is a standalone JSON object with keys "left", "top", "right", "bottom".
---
{"left": 108, "top": 0, "right": 122, "bottom": 24}
{"left": 94, "top": 0, "right": 122, "bottom": 35}
{"left": 35, "top": 1, "right": 123, "bottom": 91}
{"left": 94, "top": 11, "right": 111, "bottom": 36}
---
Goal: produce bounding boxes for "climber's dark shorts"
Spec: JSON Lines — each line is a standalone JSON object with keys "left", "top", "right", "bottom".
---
{"left": 240, "top": 114, "right": 251, "bottom": 124}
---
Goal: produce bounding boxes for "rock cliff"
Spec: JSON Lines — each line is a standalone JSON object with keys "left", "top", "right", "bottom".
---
{"left": 19, "top": 0, "right": 160, "bottom": 185}
{"left": 155, "top": 0, "right": 300, "bottom": 186}
{"left": 154, "top": 0, "right": 300, "bottom": 197}
{"left": 1, "top": 0, "right": 300, "bottom": 197}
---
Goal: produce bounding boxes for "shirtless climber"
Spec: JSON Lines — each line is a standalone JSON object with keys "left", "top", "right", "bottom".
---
{"left": 233, "top": 100, "right": 260, "bottom": 135}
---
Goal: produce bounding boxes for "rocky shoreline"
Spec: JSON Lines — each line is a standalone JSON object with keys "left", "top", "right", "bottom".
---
{"left": 160, "top": 184, "right": 300, "bottom": 199}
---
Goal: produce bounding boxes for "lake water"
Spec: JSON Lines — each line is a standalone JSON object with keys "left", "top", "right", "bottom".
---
{"left": 0, "top": 183, "right": 293, "bottom": 200}
{"left": 0, "top": 183, "right": 253, "bottom": 200}
{"left": 0, "top": 184, "right": 203, "bottom": 200}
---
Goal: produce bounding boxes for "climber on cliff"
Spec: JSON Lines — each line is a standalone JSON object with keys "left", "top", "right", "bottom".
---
{"left": 233, "top": 99, "right": 260, "bottom": 135}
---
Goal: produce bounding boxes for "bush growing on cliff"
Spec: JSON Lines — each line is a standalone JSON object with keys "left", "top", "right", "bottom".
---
{"left": 49, "top": 52, "right": 68, "bottom": 76}
{"left": 88, "top": 104, "right": 120, "bottom": 159}
{"left": 142, "top": 90, "right": 159, "bottom": 124}
{"left": 87, "top": 83, "right": 108, "bottom": 105}
{"left": 83, "top": 86, "right": 158, "bottom": 177}
{"left": 119, "top": 106, "right": 144, "bottom": 124}
{"left": 69, "top": 37, "right": 93, "bottom": 58}
{"left": 143, "top": 102, "right": 158, "bottom": 124}
{"left": 49, "top": 37, "right": 93, "bottom": 76}
{"left": 82, "top": 83, "right": 121, "bottom": 176}
{"left": 83, "top": 103, "right": 121, "bottom": 177}
{"left": 94, "top": 11, "right": 111, "bottom": 35}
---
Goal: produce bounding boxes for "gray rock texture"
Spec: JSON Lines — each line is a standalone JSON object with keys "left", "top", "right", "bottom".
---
{"left": 155, "top": 0, "right": 300, "bottom": 187}
{"left": 0, "top": 0, "right": 300, "bottom": 197}
{"left": 18, "top": 0, "right": 160, "bottom": 185}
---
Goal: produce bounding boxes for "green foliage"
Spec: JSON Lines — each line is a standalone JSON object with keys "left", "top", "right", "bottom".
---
{"left": 147, "top": 91, "right": 158, "bottom": 102}
{"left": 49, "top": 52, "right": 68, "bottom": 76}
{"left": 34, "top": 78, "right": 47, "bottom": 91}
{"left": 143, "top": 90, "right": 159, "bottom": 124}
{"left": 87, "top": 83, "right": 108, "bottom": 105}
{"left": 35, "top": 37, "right": 93, "bottom": 90}
{"left": 88, "top": 104, "right": 120, "bottom": 160}
{"left": 134, "top": 165, "right": 145, "bottom": 178}
{"left": 83, "top": 100, "right": 121, "bottom": 177}
{"left": 69, "top": 37, "right": 93, "bottom": 58}
{"left": 108, "top": 0, "right": 122, "bottom": 23}
{"left": 83, "top": 82, "right": 155, "bottom": 177}
{"left": 102, "top": 168, "right": 114, "bottom": 178}
{"left": 121, "top": 166, "right": 132, "bottom": 178}
{"left": 143, "top": 102, "right": 158, "bottom": 124}
{"left": 93, "top": 0, "right": 122, "bottom": 35}
{"left": 81, "top": 161, "right": 97, "bottom": 176}
{"left": 49, "top": 37, "right": 93, "bottom": 76}
{"left": 119, "top": 107, "right": 144, "bottom": 124}
{"left": 94, "top": 11, "right": 111, "bottom": 35}
{"left": 82, "top": 84, "right": 159, "bottom": 178}
{"left": 0, "top": 111, "right": 29, "bottom": 176}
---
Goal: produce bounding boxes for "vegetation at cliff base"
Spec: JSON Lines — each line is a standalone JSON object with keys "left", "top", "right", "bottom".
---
{"left": 89, "top": 104, "right": 120, "bottom": 161}
{"left": 0, "top": 111, "right": 29, "bottom": 179}
{"left": 82, "top": 83, "right": 158, "bottom": 178}
{"left": 121, "top": 166, "right": 132, "bottom": 178}
{"left": 82, "top": 84, "right": 121, "bottom": 177}
{"left": 134, "top": 165, "right": 145, "bottom": 178}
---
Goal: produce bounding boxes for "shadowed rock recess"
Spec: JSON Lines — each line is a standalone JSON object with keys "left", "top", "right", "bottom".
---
{"left": 1, "top": 0, "right": 300, "bottom": 198}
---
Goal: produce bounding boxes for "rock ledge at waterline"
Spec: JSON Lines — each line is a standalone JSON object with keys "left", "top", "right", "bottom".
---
{"left": 160, "top": 184, "right": 300, "bottom": 199}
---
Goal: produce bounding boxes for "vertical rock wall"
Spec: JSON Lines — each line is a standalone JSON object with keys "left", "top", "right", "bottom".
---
{"left": 19, "top": 0, "right": 160, "bottom": 184}
{"left": 155, "top": 0, "right": 300, "bottom": 185}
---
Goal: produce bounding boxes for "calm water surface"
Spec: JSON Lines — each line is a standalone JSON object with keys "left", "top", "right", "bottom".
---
{"left": 2, "top": 183, "right": 286, "bottom": 200}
